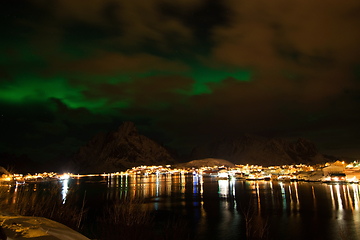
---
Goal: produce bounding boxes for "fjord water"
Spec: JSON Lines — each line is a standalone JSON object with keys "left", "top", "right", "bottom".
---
{"left": 22, "top": 175, "right": 360, "bottom": 239}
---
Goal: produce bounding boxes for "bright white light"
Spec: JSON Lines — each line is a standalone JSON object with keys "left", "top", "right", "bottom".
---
{"left": 60, "top": 174, "right": 70, "bottom": 180}
{"left": 218, "top": 172, "right": 229, "bottom": 179}
{"left": 62, "top": 179, "right": 69, "bottom": 203}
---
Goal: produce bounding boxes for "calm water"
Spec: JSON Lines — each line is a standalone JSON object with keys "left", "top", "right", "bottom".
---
{"left": 10, "top": 174, "right": 360, "bottom": 239}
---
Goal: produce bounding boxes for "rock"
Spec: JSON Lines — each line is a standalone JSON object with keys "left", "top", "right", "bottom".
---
{"left": 69, "top": 122, "right": 176, "bottom": 173}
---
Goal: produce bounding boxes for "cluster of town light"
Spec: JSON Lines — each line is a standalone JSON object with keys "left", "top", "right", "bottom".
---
{"left": 1, "top": 160, "right": 359, "bottom": 185}
{"left": 0, "top": 172, "right": 71, "bottom": 184}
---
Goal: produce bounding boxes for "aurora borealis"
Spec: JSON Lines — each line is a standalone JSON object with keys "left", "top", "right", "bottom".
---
{"left": 1, "top": 0, "right": 360, "bottom": 164}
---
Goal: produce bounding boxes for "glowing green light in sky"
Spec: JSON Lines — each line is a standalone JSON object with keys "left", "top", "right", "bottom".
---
{"left": 92, "top": 62, "right": 252, "bottom": 96}
{"left": 0, "top": 75, "right": 129, "bottom": 113}
{"left": 0, "top": 76, "right": 72, "bottom": 103}
{"left": 0, "top": 60, "right": 252, "bottom": 113}
{"left": 187, "top": 65, "right": 252, "bottom": 95}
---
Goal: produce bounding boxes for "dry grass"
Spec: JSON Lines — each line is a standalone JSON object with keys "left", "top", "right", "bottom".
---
{"left": 239, "top": 199, "right": 270, "bottom": 240}
{"left": 162, "top": 215, "right": 192, "bottom": 240}
{"left": 338, "top": 223, "right": 351, "bottom": 240}
{"left": 0, "top": 184, "right": 86, "bottom": 232}
{"left": 97, "top": 198, "right": 154, "bottom": 240}
{"left": 96, "top": 198, "right": 194, "bottom": 240}
{"left": 0, "top": 185, "right": 196, "bottom": 240}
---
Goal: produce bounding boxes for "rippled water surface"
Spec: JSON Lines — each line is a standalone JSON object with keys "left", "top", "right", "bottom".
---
{"left": 10, "top": 174, "right": 360, "bottom": 239}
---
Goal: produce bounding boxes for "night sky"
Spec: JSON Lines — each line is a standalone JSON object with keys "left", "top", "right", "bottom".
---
{"left": 1, "top": 0, "right": 360, "bottom": 163}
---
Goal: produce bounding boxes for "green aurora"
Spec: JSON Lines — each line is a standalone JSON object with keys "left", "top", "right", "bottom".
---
{"left": 1, "top": 0, "right": 360, "bottom": 165}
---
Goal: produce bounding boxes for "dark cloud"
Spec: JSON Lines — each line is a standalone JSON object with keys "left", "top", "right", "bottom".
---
{"left": 159, "top": 0, "right": 231, "bottom": 48}
{"left": 30, "top": 0, "right": 197, "bottom": 55}
{"left": 0, "top": 98, "right": 116, "bottom": 162}
{"left": 81, "top": 75, "right": 194, "bottom": 108}
{"left": 1, "top": 0, "right": 360, "bottom": 163}
{"left": 62, "top": 52, "right": 189, "bottom": 76}
{"left": 0, "top": 101, "right": 57, "bottom": 151}
{"left": 212, "top": 0, "right": 360, "bottom": 69}
{"left": 0, "top": 68, "right": 13, "bottom": 82}
{"left": 140, "top": 73, "right": 360, "bottom": 156}
{"left": 33, "top": 120, "right": 69, "bottom": 136}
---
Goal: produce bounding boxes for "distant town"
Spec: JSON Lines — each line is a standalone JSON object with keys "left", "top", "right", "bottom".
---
{"left": 1, "top": 160, "right": 360, "bottom": 185}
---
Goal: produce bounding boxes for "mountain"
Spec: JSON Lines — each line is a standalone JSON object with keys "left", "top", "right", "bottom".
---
{"left": 0, "top": 166, "right": 10, "bottom": 175}
{"left": 175, "top": 158, "right": 235, "bottom": 168}
{"left": 69, "top": 122, "right": 176, "bottom": 173}
{"left": 0, "top": 152, "right": 40, "bottom": 174}
{"left": 190, "top": 135, "right": 330, "bottom": 166}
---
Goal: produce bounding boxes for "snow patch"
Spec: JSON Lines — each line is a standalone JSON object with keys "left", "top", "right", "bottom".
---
{"left": 0, "top": 214, "right": 89, "bottom": 240}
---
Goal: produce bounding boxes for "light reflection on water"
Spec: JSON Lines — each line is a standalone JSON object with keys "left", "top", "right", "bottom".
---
{"left": 13, "top": 175, "right": 360, "bottom": 240}
{"left": 61, "top": 179, "right": 68, "bottom": 203}
{"left": 218, "top": 179, "right": 228, "bottom": 198}
{"left": 102, "top": 176, "right": 360, "bottom": 223}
